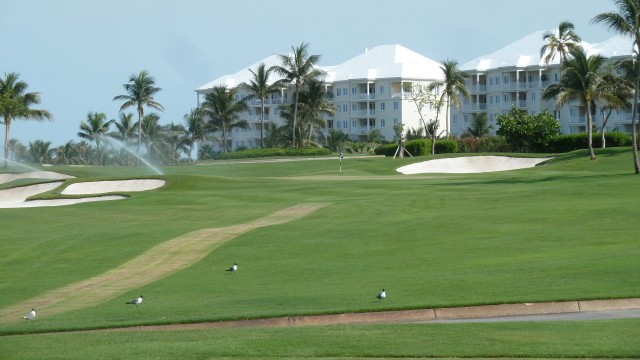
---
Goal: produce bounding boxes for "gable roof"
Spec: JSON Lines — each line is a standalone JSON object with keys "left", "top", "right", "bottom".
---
{"left": 328, "top": 44, "right": 443, "bottom": 81}
{"left": 461, "top": 30, "right": 634, "bottom": 72}
{"left": 195, "top": 44, "right": 444, "bottom": 93}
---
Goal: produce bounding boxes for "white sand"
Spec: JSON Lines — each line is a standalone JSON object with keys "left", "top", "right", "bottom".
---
{"left": 62, "top": 179, "right": 165, "bottom": 195}
{"left": 0, "top": 172, "right": 165, "bottom": 208}
{"left": 396, "top": 156, "right": 554, "bottom": 174}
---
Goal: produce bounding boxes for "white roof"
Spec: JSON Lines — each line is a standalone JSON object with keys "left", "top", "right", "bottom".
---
{"left": 329, "top": 44, "right": 444, "bottom": 81}
{"left": 196, "top": 44, "right": 444, "bottom": 93}
{"left": 461, "top": 30, "right": 634, "bottom": 72}
{"left": 195, "top": 54, "right": 284, "bottom": 93}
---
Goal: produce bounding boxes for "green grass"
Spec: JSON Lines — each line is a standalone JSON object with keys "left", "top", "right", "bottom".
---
{"left": 0, "top": 148, "right": 639, "bottom": 357}
{"left": 1, "top": 320, "right": 638, "bottom": 359}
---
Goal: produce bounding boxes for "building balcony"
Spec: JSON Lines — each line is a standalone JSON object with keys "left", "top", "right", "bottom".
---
{"left": 570, "top": 115, "right": 586, "bottom": 123}
{"left": 614, "top": 112, "right": 632, "bottom": 123}
{"left": 351, "top": 110, "right": 376, "bottom": 117}
{"left": 464, "top": 103, "right": 488, "bottom": 111}
{"left": 352, "top": 93, "right": 376, "bottom": 100}
{"left": 468, "top": 85, "right": 487, "bottom": 93}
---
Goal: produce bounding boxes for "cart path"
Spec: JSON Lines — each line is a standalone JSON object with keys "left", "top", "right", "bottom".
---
{"left": 0, "top": 203, "right": 327, "bottom": 324}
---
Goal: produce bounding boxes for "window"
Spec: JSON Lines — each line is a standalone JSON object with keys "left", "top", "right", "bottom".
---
{"left": 352, "top": 120, "right": 357, "bottom": 128}
{"left": 343, "top": 87, "right": 348, "bottom": 96}
{"left": 531, "top": 92, "right": 537, "bottom": 102}
{"left": 336, "top": 88, "right": 341, "bottom": 96}
{"left": 380, "top": 102, "right": 386, "bottom": 111}
{"left": 452, "top": 115, "right": 457, "bottom": 124}
{"left": 503, "top": 94, "right": 509, "bottom": 103}
{"left": 464, "top": 114, "right": 469, "bottom": 123}
{"left": 380, "top": 85, "right": 385, "bottom": 94}
{"left": 380, "top": 119, "right": 386, "bottom": 127}
{"left": 343, "top": 120, "right": 348, "bottom": 128}
{"left": 352, "top": 103, "right": 357, "bottom": 111}
{"left": 496, "top": 76, "right": 500, "bottom": 85}
{"left": 393, "top": 101, "right": 399, "bottom": 110}
{"left": 393, "top": 118, "right": 399, "bottom": 125}
{"left": 503, "top": 76, "right": 509, "bottom": 84}
{"left": 490, "top": 77, "right": 494, "bottom": 86}
{"left": 342, "top": 104, "right": 348, "bottom": 112}
{"left": 352, "top": 87, "right": 356, "bottom": 94}
{"left": 495, "top": 95, "right": 500, "bottom": 103}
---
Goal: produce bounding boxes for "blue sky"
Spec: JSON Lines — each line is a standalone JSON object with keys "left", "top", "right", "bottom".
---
{"left": 2, "top": 0, "right": 618, "bottom": 147}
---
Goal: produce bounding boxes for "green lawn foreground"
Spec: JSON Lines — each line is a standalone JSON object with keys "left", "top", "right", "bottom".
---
{"left": 0, "top": 148, "right": 638, "bottom": 357}
{"left": 1, "top": 320, "right": 638, "bottom": 359}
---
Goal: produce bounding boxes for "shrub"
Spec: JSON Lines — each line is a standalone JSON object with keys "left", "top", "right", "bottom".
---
{"left": 435, "top": 139, "right": 459, "bottom": 153}
{"left": 404, "top": 139, "right": 431, "bottom": 156}
{"left": 457, "top": 136, "right": 512, "bottom": 153}
{"left": 374, "top": 143, "right": 397, "bottom": 157}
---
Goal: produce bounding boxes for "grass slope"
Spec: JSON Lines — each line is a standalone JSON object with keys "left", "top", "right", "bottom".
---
{"left": 0, "top": 148, "right": 638, "bottom": 356}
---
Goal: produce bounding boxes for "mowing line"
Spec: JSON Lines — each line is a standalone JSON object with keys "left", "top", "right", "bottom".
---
{"left": 0, "top": 203, "right": 327, "bottom": 324}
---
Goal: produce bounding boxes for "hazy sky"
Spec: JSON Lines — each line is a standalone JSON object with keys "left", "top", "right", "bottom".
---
{"left": 2, "top": 0, "right": 619, "bottom": 147}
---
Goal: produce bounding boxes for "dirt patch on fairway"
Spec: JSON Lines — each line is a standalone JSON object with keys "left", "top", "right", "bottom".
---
{"left": 0, "top": 203, "right": 327, "bottom": 324}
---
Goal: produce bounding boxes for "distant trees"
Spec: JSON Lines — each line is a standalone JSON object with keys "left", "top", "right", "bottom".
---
{"left": 462, "top": 113, "right": 493, "bottom": 138}
{"left": 200, "top": 85, "right": 249, "bottom": 153}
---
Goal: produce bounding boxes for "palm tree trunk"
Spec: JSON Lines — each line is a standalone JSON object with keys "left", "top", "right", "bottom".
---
{"left": 260, "top": 99, "right": 265, "bottom": 148}
{"left": 222, "top": 128, "right": 227, "bottom": 153}
{"left": 137, "top": 107, "right": 143, "bottom": 166}
{"left": 3, "top": 118, "right": 11, "bottom": 168}
{"left": 632, "top": 59, "right": 640, "bottom": 174}
{"left": 293, "top": 84, "right": 300, "bottom": 148}
{"left": 445, "top": 95, "right": 451, "bottom": 138}
{"left": 586, "top": 102, "right": 595, "bottom": 160}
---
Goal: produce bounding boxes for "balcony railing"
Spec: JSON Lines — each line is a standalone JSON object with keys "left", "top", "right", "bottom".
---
{"left": 352, "top": 93, "right": 376, "bottom": 100}
{"left": 351, "top": 110, "right": 376, "bottom": 117}
{"left": 468, "top": 85, "right": 487, "bottom": 93}
{"left": 571, "top": 115, "right": 586, "bottom": 123}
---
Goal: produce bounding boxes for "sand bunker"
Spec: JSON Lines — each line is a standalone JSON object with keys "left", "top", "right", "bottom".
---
{"left": 62, "top": 179, "right": 165, "bottom": 195}
{"left": 397, "top": 156, "right": 553, "bottom": 174}
{"left": 0, "top": 172, "right": 165, "bottom": 208}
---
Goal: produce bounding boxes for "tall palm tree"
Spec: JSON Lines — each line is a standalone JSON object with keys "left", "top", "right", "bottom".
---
{"left": 297, "top": 79, "right": 336, "bottom": 146}
{"left": 462, "top": 112, "right": 494, "bottom": 138}
{"left": 540, "top": 21, "right": 582, "bottom": 67}
{"left": 184, "top": 108, "right": 210, "bottom": 162}
{"left": 592, "top": 0, "right": 640, "bottom": 173}
{"left": 113, "top": 70, "right": 164, "bottom": 160}
{"left": 77, "top": 111, "right": 113, "bottom": 155}
{"left": 274, "top": 42, "right": 326, "bottom": 147}
{"left": 428, "top": 59, "right": 469, "bottom": 138}
{"left": 7, "top": 138, "right": 24, "bottom": 162}
{"left": 542, "top": 47, "right": 610, "bottom": 160}
{"left": 0, "top": 72, "right": 53, "bottom": 168}
{"left": 200, "top": 86, "right": 249, "bottom": 153}
{"left": 243, "top": 63, "right": 281, "bottom": 147}
{"left": 598, "top": 61, "right": 632, "bottom": 147}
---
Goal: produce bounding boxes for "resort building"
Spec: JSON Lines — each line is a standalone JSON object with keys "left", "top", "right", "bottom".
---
{"left": 195, "top": 44, "right": 445, "bottom": 151}
{"left": 450, "top": 31, "right": 633, "bottom": 138}
{"left": 196, "top": 32, "right": 634, "bottom": 152}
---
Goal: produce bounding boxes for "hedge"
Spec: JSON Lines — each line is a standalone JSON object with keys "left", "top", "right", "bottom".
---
{"left": 457, "top": 136, "right": 512, "bottom": 153}
{"left": 215, "top": 147, "right": 332, "bottom": 160}
{"left": 548, "top": 132, "right": 632, "bottom": 153}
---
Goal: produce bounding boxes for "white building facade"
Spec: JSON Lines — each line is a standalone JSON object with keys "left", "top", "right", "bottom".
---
{"left": 195, "top": 44, "right": 445, "bottom": 151}
{"left": 450, "top": 31, "right": 634, "bottom": 138}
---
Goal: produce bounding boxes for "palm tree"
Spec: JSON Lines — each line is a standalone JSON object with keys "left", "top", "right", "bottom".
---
{"left": 462, "top": 112, "right": 494, "bottom": 138}
{"left": 200, "top": 86, "right": 249, "bottom": 153}
{"left": 162, "top": 122, "right": 188, "bottom": 164}
{"left": 326, "top": 129, "right": 349, "bottom": 151}
{"left": 27, "top": 139, "right": 53, "bottom": 165}
{"left": 540, "top": 21, "right": 582, "bottom": 66}
{"left": 274, "top": 42, "right": 326, "bottom": 147}
{"left": 428, "top": 59, "right": 469, "bottom": 138}
{"left": 140, "top": 113, "right": 162, "bottom": 162}
{"left": 243, "top": 63, "right": 281, "bottom": 147}
{"left": 7, "top": 138, "right": 24, "bottom": 162}
{"left": 542, "top": 47, "right": 610, "bottom": 160}
{"left": 0, "top": 72, "right": 53, "bottom": 168}
{"left": 598, "top": 61, "right": 632, "bottom": 147}
{"left": 184, "top": 108, "right": 210, "bottom": 162}
{"left": 297, "top": 79, "right": 336, "bottom": 146}
{"left": 77, "top": 112, "right": 113, "bottom": 154}
{"left": 113, "top": 70, "right": 164, "bottom": 160}
{"left": 111, "top": 112, "right": 136, "bottom": 165}
{"left": 55, "top": 140, "right": 80, "bottom": 165}
{"left": 592, "top": 0, "right": 640, "bottom": 173}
